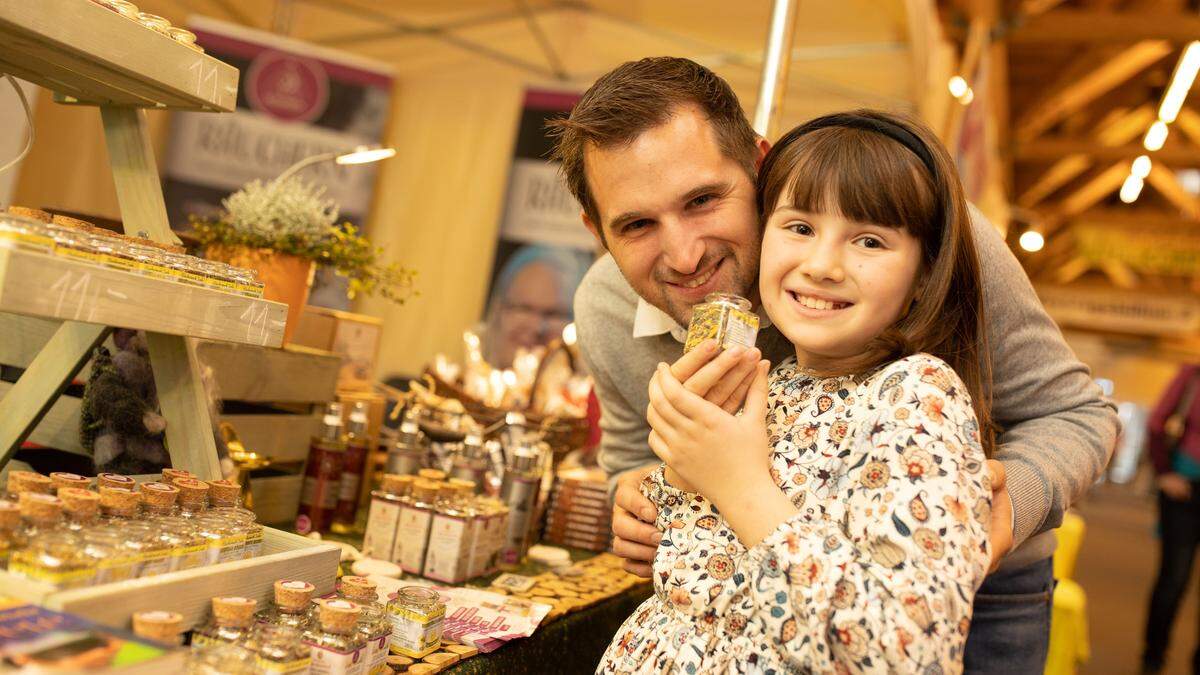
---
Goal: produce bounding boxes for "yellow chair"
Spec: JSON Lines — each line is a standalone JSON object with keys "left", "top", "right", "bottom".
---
{"left": 1045, "top": 511, "right": 1089, "bottom": 675}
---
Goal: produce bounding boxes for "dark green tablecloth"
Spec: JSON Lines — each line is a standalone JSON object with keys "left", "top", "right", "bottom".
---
{"left": 443, "top": 583, "right": 652, "bottom": 675}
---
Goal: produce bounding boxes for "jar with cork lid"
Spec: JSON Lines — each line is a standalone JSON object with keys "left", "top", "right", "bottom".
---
{"left": 246, "top": 623, "right": 311, "bottom": 674}
{"left": 337, "top": 576, "right": 391, "bottom": 674}
{"left": 57, "top": 487, "right": 99, "bottom": 532}
{"left": 138, "top": 481, "right": 180, "bottom": 520}
{"left": 386, "top": 586, "right": 444, "bottom": 659}
{"left": 258, "top": 579, "right": 317, "bottom": 631}
{"left": 132, "top": 610, "right": 185, "bottom": 645}
{"left": 193, "top": 596, "right": 259, "bottom": 648}
{"left": 303, "top": 599, "right": 367, "bottom": 675}
{"left": 48, "top": 472, "right": 91, "bottom": 494}
{"left": 361, "top": 474, "right": 411, "bottom": 562}
{"left": 174, "top": 478, "right": 210, "bottom": 519}
{"left": 10, "top": 495, "right": 93, "bottom": 588}
{"left": 96, "top": 472, "right": 137, "bottom": 492}
{"left": 207, "top": 479, "right": 263, "bottom": 559}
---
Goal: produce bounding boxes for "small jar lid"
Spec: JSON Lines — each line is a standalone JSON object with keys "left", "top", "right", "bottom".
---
{"left": 273, "top": 580, "right": 315, "bottom": 610}
{"left": 205, "top": 479, "right": 241, "bottom": 506}
{"left": 160, "top": 468, "right": 194, "bottom": 487}
{"left": 18, "top": 492, "right": 62, "bottom": 520}
{"left": 448, "top": 478, "right": 476, "bottom": 493}
{"left": 131, "top": 610, "right": 183, "bottom": 642}
{"left": 417, "top": 469, "right": 446, "bottom": 481}
{"left": 49, "top": 472, "right": 91, "bottom": 492}
{"left": 99, "top": 486, "right": 140, "bottom": 512}
{"left": 318, "top": 599, "right": 360, "bottom": 633}
{"left": 381, "top": 474, "right": 413, "bottom": 495}
{"left": 7, "top": 471, "right": 52, "bottom": 496}
{"left": 0, "top": 500, "right": 19, "bottom": 529}
{"left": 174, "top": 478, "right": 209, "bottom": 504}
{"left": 139, "top": 481, "right": 179, "bottom": 507}
{"left": 212, "top": 597, "right": 257, "bottom": 626}
{"left": 339, "top": 576, "right": 377, "bottom": 602}
{"left": 96, "top": 473, "right": 135, "bottom": 490}
{"left": 59, "top": 487, "right": 100, "bottom": 514}
{"left": 6, "top": 206, "right": 51, "bottom": 223}
{"left": 412, "top": 480, "right": 439, "bottom": 501}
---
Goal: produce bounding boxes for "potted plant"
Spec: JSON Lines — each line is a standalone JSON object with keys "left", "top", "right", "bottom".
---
{"left": 193, "top": 176, "right": 415, "bottom": 345}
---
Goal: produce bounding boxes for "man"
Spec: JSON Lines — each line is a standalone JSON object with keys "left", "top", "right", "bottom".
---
{"left": 554, "top": 57, "right": 1118, "bottom": 672}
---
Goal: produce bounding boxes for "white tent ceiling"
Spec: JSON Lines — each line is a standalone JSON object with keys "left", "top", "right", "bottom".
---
{"left": 142, "top": 0, "right": 919, "bottom": 127}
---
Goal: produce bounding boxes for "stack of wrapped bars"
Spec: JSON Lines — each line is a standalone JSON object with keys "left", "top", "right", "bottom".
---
{"left": 542, "top": 467, "right": 612, "bottom": 552}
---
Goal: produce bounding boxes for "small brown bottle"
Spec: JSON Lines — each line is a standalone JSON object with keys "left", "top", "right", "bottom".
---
{"left": 297, "top": 403, "right": 346, "bottom": 535}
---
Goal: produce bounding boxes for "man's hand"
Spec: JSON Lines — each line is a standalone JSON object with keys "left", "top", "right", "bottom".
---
{"left": 1158, "top": 472, "right": 1193, "bottom": 501}
{"left": 986, "top": 459, "right": 1014, "bottom": 573}
{"left": 611, "top": 463, "right": 660, "bottom": 578}
{"left": 669, "top": 340, "right": 762, "bottom": 414}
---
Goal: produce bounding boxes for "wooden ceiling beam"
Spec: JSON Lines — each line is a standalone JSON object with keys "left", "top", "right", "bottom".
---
{"left": 1015, "top": 138, "right": 1200, "bottom": 164}
{"left": 1018, "top": 0, "right": 1066, "bottom": 17}
{"left": 1041, "top": 160, "right": 1131, "bottom": 235}
{"left": 1016, "top": 105, "right": 1155, "bottom": 207}
{"left": 1072, "top": 208, "right": 1200, "bottom": 228}
{"left": 1014, "top": 40, "right": 1171, "bottom": 143}
{"left": 1145, "top": 163, "right": 1200, "bottom": 219}
{"left": 1174, "top": 108, "right": 1200, "bottom": 147}
{"left": 1011, "top": 10, "right": 1200, "bottom": 43}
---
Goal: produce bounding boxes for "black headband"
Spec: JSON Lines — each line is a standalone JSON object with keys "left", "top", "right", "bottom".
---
{"left": 788, "top": 112, "right": 938, "bottom": 178}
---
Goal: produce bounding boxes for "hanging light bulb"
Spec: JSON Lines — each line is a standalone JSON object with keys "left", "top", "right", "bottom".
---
{"left": 948, "top": 76, "right": 969, "bottom": 99}
{"left": 1144, "top": 120, "right": 1169, "bottom": 151}
{"left": 1018, "top": 230, "right": 1044, "bottom": 253}
{"left": 1120, "top": 174, "right": 1145, "bottom": 203}
{"left": 1131, "top": 155, "right": 1153, "bottom": 179}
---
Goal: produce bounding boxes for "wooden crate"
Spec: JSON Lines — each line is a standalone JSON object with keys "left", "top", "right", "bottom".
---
{"left": 291, "top": 306, "right": 382, "bottom": 392}
{"left": 248, "top": 473, "right": 304, "bottom": 526}
{"left": 0, "top": 528, "right": 339, "bottom": 630}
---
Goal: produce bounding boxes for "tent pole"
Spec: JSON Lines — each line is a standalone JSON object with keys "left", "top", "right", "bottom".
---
{"left": 752, "top": 0, "right": 799, "bottom": 139}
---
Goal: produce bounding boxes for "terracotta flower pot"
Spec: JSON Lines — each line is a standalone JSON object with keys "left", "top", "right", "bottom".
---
{"left": 206, "top": 244, "right": 316, "bottom": 346}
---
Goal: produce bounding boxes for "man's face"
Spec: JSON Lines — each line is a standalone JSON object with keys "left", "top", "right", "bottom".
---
{"left": 582, "top": 105, "right": 760, "bottom": 327}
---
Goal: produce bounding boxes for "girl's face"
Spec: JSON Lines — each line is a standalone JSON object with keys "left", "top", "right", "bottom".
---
{"left": 759, "top": 197, "right": 923, "bottom": 368}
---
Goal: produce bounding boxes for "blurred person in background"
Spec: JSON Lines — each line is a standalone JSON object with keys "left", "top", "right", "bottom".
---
{"left": 482, "top": 244, "right": 592, "bottom": 368}
{"left": 1142, "top": 362, "right": 1200, "bottom": 674}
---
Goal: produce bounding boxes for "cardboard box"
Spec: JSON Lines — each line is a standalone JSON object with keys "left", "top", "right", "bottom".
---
{"left": 292, "top": 306, "right": 383, "bottom": 392}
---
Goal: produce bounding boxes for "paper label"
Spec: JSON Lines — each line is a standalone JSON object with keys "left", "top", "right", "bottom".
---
{"left": 244, "top": 529, "right": 264, "bottom": 559}
{"left": 362, "top": 498, "right": 401, "bottom": 561}
{"left": 424, "top": 514, "right": 471, "bottom": 583}
{"left": 170, "top": 543, "right": 208, "bottom": 571}
{"left": 396, "top": 506, "right": 432, "bottom": 574}
{"left": 138, "top": 550, "right": 172, "bottom": 577}
{"left": 387, "top": 607, "right": 444, "bottom": 658}
{"left": 308, "top": 642, "right": 367, "bottom": 675}
{"left": 365, "top": 634, "right": 389, "bottom": 673}
{"left": 9, "top": 561, "right": 94, "bottom": 587}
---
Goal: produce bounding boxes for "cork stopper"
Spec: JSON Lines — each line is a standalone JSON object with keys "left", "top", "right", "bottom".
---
{"left": 160, "top": 468, "right": 194, "bottom": 487}
{"left": 139, "top": 482, "right": 179, "bottom": 509}
{"left": 18, "top": 493, "right": 62, "bottom": 523}
{"left": 206, "top": 480, "right": 241, "bottom": 507}
{"left": 449, "top": 478, "right": 476, "bottom": 493}
{"left": 132, "top": 611, "right": 183, "bottom": 643}
{"left": 7, "top": 206, "right": 51, "bottom": 222}
{"left": 412, "top": 480, "right": 439, "bottom": 502}
{"left": 97, "top": 473, "right": 136, "bottom": 490}
{"left": 99, "top": 486, "right": 140, "bottom": 516}
{"left": 0, "top": 500, "right": 19, "bottom": 530}
{"left": 7, "top": 471, "right": 52, "bottom": 497}
{"left": 274, "top": 580, "right": 316, "bottom": 610}
{"left": 380, "top": 474, "right": 408, "bottom": 495}
{"left": 318, "top": 599, "right": 361, "bottom": 634}
{"left": 417, "top": 469, "right": 446, "bottom": 482}
{"left": 49, "top": 472, "right": 91, "bottom": 492}
{"left": 212, "top": 597, "right": 257, "bottom": 627}
{"left": 339, "top": 576, "right": 378, "bottom": 602}
{"left": 438, "top": 484, "right": 458, "bottom": 500}
{"left": 175, "top": 478, "right": 209, "bottom": 507}
{"left": 59, "top": 487, "right": 100, "bottom": 517}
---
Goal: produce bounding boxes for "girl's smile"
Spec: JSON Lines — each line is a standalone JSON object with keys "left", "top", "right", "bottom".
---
{"left": 759, "top": 204, "right": 922, "bottom": 368}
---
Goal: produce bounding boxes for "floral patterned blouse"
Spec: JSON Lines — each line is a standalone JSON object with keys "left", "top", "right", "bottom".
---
{"left": 599, "top": 354, "right": 992, "bottom": 674}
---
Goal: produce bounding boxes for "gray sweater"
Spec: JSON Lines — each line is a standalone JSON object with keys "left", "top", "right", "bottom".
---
{"left": 575, "top": 208, "right": 1119, "bottom": 569}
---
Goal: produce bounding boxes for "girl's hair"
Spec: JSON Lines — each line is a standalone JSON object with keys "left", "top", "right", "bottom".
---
{"left": 757, "top": 109, "right": 995, "bottom": 456}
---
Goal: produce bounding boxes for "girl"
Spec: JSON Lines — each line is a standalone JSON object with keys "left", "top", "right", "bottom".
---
{"left": 599, "top": 110, "right": 993, "bottom": 674}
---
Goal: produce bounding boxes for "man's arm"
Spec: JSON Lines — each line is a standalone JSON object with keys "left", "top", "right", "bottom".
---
{"left": 972, "top": 207, "right": 1120, "bottom": 547}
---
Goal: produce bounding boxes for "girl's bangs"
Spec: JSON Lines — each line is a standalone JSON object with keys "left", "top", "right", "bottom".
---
{"left": 775, "top": 128, "right": 937, "bottom": 238}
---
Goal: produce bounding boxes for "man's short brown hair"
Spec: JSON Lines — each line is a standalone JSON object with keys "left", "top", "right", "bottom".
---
{"left": 547, "top": 57, "right": 759, "bottom": 233}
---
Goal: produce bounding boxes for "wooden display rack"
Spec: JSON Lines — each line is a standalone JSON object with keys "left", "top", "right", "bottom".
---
{"left": 0, "top": 0, "right": 281, "bottom": 479}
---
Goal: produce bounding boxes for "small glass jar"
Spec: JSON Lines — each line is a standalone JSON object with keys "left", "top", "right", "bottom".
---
{"left": 96, "top": 473, "right": 137, "bottom": 491}
{"left": 129, "top": 244, "right": 172, "bottom": 281}
{"left": 303, "top": 600, "right": 367, "bottom": 672}
{"left": 10, "top": 530, "right": 94, "bottom": 588}
{"left": 98, "top": 486, "right": 141, "bottom": 523}
{"left": 0, "top": 216, "right": 54, "bottom": 253}
{"left": 6, "top": 471, "right": 53, "bottom": 501}
{"left": 207, "top": 480, "right": 263, "bottom": 560}
{"left": 84, "top": 527, "right": 139, "bottom": 583}
{"left": 99, "top": 0, "right": 140, "bottom": 21}
{"left": 58, "top": 487, "right": 100, "bottom": 532}
{"left": 94, "top": 239, "right": 138, "bottom": 273}
{"left": 386, "top": 586, "right": 445, "bottom": 658}
{"left": 157, "top": 516, "right": 206, "bottom": 572}
{"left": 258, "top": 579, "right": 316, "bottom": 631}
{"left": 195, "top": 513, "right": 245, "bottom": 565}
{"left": 126, "top": 521, "right": 172, "bottom": 578}
{"left": 166, "top": 26, "right": 204, "bottom": 53}
{"left": 683, "top": 292, "right": 759, "bottom": 354}
{"left": 49, "top": 472, "right": 91, "bottom": 494}
{"left": 174, "top": 478, "right": 210, "bottom": 519}
{"left": 247, "top": 623, "right": 311, "bottom": 673}
{"left": 193, "top": 596, "right": 258, "bottom": 648}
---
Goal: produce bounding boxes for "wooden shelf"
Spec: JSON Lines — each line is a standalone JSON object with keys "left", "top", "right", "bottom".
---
{"left": 0, "top": 247, "right": 287, "bottom": 348}
{"left": 0, "top": 0, "right": 238, "bottom": 111}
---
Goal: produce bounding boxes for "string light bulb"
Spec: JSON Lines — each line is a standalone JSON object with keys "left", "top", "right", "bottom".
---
{"left": 1018, "top": 230, "right": 1044, "bottom": 253}
{"left": 1120, "top": 174, "right": 1145, "bottom": 203}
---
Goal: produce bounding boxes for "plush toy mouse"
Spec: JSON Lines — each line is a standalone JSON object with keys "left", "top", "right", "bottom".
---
{"left": 80, "top": 329, "right": 169, "bottom": 474}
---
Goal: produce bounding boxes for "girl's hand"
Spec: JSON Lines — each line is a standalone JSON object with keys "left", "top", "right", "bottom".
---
{"left": 647, "top": 358, "right": 773, "bottom": 508}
